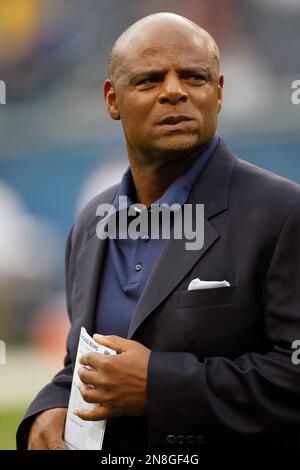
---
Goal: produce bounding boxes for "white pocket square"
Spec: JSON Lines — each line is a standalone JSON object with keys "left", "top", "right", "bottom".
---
{"left": 188, "top": 278, "right": 230, "bottom": 290}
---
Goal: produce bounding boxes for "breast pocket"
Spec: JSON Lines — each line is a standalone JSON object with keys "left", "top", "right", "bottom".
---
{"left": 172, "top": 285, "right": 244, "bottom": 308}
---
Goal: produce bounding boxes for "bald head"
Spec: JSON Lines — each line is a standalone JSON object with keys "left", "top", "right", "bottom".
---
{"left": 108, "top": 12, "right": 220, "bottom": 84}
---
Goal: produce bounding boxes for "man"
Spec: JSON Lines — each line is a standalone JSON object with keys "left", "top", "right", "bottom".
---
{"left": 17, "top": 12, "right": 300, "bottom": 450}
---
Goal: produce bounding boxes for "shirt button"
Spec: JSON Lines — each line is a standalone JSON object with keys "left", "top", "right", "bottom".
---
{"left": 135, "top": 263, "right": 142, "bottom": 272}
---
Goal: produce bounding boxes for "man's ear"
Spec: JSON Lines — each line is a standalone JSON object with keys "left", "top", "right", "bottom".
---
{"left": 103, "top": 79, "right": 120, "bottom": 120}
{"left": 217, "top": 74, "right": 224, "bottom": 113}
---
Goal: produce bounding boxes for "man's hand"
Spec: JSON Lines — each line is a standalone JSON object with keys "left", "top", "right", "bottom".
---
{"left": 28, "top": 407, "right": 67, "bottom": 450}
{"left": 75, "top": 335, "right": 151, "bottom": 421}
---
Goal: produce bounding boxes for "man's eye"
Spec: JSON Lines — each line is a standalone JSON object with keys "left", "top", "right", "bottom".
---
{"left": 137, "top": 77, "right": 159, "bottom": 85}
{"left": 186, "top": 75, "right": 206, "bottom": 81}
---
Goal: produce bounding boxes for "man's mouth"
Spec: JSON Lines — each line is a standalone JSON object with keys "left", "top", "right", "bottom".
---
{"left": 159, "top": 115, "right": 192, "bottom": 125}
{"left": 158, "top": 115, "right": 193, "bottom": 131}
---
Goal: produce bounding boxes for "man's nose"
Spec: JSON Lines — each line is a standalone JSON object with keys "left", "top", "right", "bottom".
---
{"left": 158, "top": 74, "right": 188, "bottom": 105}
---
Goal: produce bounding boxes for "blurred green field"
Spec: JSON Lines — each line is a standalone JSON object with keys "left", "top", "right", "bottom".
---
{"left": 0, "top": 407, "right": 25, "bottom": 450}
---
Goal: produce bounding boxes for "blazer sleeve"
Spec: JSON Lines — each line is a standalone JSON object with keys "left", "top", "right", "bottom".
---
{"left": 16, "top": 227, "right": 75, "bottom": 449}
{"left": 146, "top": 201, "right": 300, "bottom": 448}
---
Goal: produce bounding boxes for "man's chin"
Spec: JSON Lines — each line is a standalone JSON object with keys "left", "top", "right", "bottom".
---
{"left": 154, "top": 135, "right": 202, "bottom": 155}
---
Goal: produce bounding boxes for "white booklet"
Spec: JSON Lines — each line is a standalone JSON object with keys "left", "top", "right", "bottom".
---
{"left": 64, "top": 327, "right": 116, "bottom": 450}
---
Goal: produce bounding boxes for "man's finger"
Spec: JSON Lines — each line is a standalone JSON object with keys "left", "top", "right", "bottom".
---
{"left": 93, "top": 334, "right": 128, "bottom": 353}
{"left": 74, "top": 405, "right": 110, "bottom": 421}
{"left": 78, "top": 366, "right": 99, "bottom": 385}
{"left": 79, "top": 384, "right": 102, "bottom": 404}
{"left": 79, "top": 352, "right": 107, "bottom": 369}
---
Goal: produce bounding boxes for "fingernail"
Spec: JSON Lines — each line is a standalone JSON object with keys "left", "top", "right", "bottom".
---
{"left": 73, "top": 409, "right": 79, "bottom": 416}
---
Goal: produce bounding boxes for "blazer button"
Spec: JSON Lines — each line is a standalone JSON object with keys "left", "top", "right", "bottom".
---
{"left": 166, "top": 434, "right": 177, "bottom": 444}
{"left": 196, "top": 435, "right": 206, "bottom": 444}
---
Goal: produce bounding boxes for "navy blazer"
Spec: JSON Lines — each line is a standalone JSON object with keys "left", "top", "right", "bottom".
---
{"left": 17, "top": 139, "right": 300, "bottom": 449}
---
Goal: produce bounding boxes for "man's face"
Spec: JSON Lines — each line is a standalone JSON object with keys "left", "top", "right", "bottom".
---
{"left": 105, "top": 27, "right": 223, "bottom": 161}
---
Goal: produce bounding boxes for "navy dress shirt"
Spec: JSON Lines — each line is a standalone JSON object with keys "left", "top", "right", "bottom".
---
{"left": 94, "top": 135, "right": 220, "bottom": 337}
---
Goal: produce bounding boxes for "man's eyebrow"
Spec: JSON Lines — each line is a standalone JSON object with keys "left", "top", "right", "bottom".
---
{"left": 128, "top": 70, "right": 167, "bottom": 82}
{"left": 179, "top": 68, "right": 209, "bottom": 77}
{"left": 180, "top": 66, "right": 208, "bottom": 73}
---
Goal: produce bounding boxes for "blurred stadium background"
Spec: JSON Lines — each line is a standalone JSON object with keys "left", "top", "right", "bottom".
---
{"left": 0, "top": 0, "right": 299, "bottom": 449}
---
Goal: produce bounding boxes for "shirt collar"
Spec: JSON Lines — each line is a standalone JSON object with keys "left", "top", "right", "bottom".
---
{"left": 113, "top": 134, "right": 220, "bottom": 211}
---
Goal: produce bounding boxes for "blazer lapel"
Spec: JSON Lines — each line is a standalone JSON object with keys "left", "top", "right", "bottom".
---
{"left": 127, "top": 140, "right": 237, "bottom": 339}
{"left": 73, "top": 186, "right": 118, "bottom": 336}
{"left": 74, "top": 235, "right": 107, "bottom": 336}
{"left": 127, "top": 218, "right": 219, "bottom": 338}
